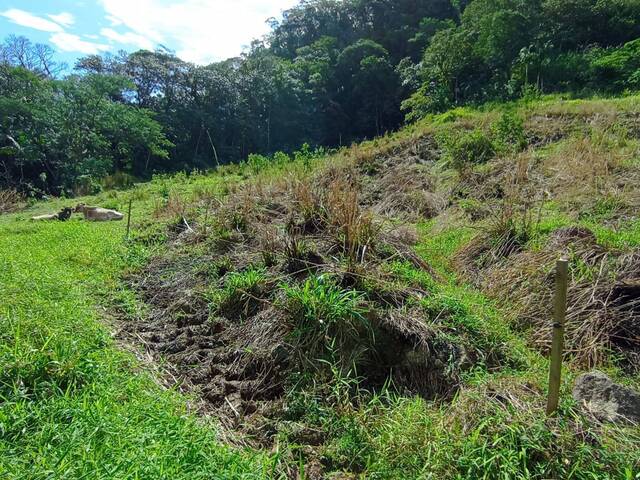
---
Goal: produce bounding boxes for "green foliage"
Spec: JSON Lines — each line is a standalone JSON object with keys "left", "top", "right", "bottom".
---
{"left": 491, "top": 112, "right": 527, "bottom": 152}
{"left": 404, "top": 0, "right": 640, "bottom": 120}
{"left": 441, "top": 129, "right": 496, "bottom": 172}
{"left": 282, "top": 275, "right": 372, "bottom": 363}
{"left": 593, "top": 38, "right": 640, "bottom": 89}
{"left": 0, "top": 66, "right": 171, "bottom": 195}
{"left": 208, "top": 266, "right": 268, "bottom": 319}
{"left": 247, "top": 153, "right": 270, "bottom": 173}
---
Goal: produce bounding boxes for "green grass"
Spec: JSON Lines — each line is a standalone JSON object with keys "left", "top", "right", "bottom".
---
{"left": 0, "top": 208, "right": 272, "bottom": 478}
{"left": 4, "top": 94, "right": 640, "bottom": 479}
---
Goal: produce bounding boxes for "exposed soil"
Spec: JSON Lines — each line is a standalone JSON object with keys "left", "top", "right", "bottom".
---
{"left": 120, "top": 145, "right": 481, "bottom": 446}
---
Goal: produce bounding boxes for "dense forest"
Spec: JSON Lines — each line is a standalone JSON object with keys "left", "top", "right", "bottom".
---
{"left": 2, "top": 0, "right": 640, "bottom": 195}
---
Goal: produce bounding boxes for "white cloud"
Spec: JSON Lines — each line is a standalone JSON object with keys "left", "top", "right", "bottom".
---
{"left": 50, "top": 32, "right": 110, "bottom": 54}
{"left": 98, "top": 0, "right": 298, "bottom": 64}
{"left": 1, "top": 8, "right": 63, "bottom": 32}
{"left": 47, "top": 12, "right": 75, "bottom": 28}
{"left": 100, "top": 27, "right": 154, "bottom": 50}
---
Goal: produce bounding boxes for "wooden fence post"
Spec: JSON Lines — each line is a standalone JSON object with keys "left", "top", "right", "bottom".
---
{"left": 546, "top": 257, "right": 569, "bottom": 416}
{"left": 125, "top": 198, "right": 133, "bottom": 240}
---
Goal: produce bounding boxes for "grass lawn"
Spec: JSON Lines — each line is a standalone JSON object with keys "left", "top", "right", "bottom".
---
{"left": 0, "top": 213, "right": 273, "bottom": 479}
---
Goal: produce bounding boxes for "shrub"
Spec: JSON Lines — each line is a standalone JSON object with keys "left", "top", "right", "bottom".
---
{"left": 491, "top": 112, "right": 527, "bottom": 153}
{"left": 272, "top": 151, "right": 290, "bottom": 166}
{"left": 247, "top": 153, "right": 270, "bottom": 174}
{"left": 443, "top": 130, "right": 495, "bottom": 173}
{"left": 294, "top": 143, "right": 324, "bottom": 170}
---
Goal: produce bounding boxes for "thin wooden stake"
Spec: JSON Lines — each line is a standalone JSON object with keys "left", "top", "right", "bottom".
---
{"left": 125, "top": 198, "right": 133, "bottom": 240}
{"left": 546, "top": 257, "right": 569, "bottom": 416}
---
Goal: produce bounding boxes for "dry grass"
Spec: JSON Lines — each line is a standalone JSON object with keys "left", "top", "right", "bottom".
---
{"left": 0, "top": 189, "right": 24, "bottom": 214}
{"left": 326, "top": 180, "right": 381, "bottom": 263}
{"left": 544, "top": 135, "right": 621, "bottom": 195}
{"left": 153, "top": 192, "right": 189, "bottom": 219}
{"left": 484, "top": 227, "right": 640, "bottom": 368}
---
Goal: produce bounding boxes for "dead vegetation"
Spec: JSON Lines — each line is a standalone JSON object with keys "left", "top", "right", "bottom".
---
{"left": 482, "top": 227, "right": 640, "bottom": 369}
{"left": 0, "top": 189, "right": 24, "bottom": 214}
{"left": 122, "top": 144, "right": 489, "bottom": 445}
{"left": 453, "top": 114, "right": 640, "bottom": 370}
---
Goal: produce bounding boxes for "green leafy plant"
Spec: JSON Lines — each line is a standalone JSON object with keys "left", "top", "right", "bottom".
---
{"left": 442, "top": 129, "right": 496, "bottom": 173}
{"left": 282, "top": 275, "right": 372, "bottom": 365}
{"left": 491, "top": 112, "right": 527, "bottom": 153}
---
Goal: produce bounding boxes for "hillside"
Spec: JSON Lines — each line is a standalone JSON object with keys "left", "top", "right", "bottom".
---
{"left": 2, "top": 94, "right": 640, "bottom": 478}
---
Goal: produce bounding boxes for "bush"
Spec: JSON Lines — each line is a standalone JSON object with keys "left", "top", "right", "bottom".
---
{"left": 246, "top": 153, "right": 270, "bottom": 174}
{"left": 491, "top": 112, "right": 527, "bottom": 153}
{"left": 443, "top": 129, "right": 495, "bottom": 173}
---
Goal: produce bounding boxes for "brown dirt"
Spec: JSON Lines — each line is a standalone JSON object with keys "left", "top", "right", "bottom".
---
{"left": 120, "top": 145, "right": 481, "bottom": 446}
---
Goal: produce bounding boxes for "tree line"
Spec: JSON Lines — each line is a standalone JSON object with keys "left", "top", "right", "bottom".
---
{"left": 1, "top": 0, "right": 639, "bottom": 195}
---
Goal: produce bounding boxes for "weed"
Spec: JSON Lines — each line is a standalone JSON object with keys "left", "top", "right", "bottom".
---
{"left": 209, "top": 266, "right": 268, "bottom": 319}
{"left": 283, "top": 275, "right": 372, "bottom": 366}
{"left": 442, "top": 129, "right": 496, "bottom": 174}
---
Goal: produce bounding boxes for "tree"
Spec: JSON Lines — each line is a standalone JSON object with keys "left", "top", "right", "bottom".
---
{"left": 0, "top": 66, "right": 170, "bottom": 194}
{"left": 0, "top": 35, "right": 65, "bottom": 77}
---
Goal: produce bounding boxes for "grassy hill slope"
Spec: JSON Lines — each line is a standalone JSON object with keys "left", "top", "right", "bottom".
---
{"left": 2, "top": 94, "right": 640, "bottom": 479}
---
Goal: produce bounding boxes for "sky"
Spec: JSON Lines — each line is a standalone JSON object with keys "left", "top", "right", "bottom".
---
{"left": 0, "top": 0, "right": 298, "bottom": 66}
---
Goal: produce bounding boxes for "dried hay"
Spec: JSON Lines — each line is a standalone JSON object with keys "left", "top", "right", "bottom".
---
{"left": 0, "top": 189, "right": 24, "bottom": 214}
{"left": 484, "top": 226, "right": 640, "bottom": 369}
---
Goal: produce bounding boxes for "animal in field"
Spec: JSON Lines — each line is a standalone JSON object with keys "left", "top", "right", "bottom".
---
{"left": 31, "top": 207, "right": 73, "bottom": 221}
{"left": 75, "top": 203, "right": 124, "bottom": 221}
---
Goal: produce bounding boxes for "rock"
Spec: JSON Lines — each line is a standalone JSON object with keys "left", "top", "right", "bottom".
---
{"left": 572, "top": 371, "right": 640, "bottom": 424}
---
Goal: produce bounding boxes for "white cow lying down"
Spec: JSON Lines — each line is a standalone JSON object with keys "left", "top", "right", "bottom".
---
{"left": 75, "top": 203, "right": 124, "bottom": 221}
{"left": 31, "top": 207, "right": 73, "bottom": 221}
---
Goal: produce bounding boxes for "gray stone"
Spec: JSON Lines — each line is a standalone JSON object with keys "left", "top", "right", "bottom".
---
{"left": 572, "top": 371, "right": 640, "bottom": 424}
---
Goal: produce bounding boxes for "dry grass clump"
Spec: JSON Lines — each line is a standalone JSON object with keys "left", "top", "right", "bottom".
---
{"left": 484, "top": 226, "right": 640, "bottom": 368}
{"left": 455, "top": 154, "right": 546, "bottom": 280}
{"left": 325, "top": 180, "right": 381, "bottom": 263}
{"left": 544, "top": 134, "right": 621, "bottom": 195}
{"left": 0, "top": 189, "right": 24, "bottom": 214}
{"left": 153, "top": 191, "right": 190, "bottom": 219}
{"left": 370, "top": 163, "right": 444, "bottom": 219}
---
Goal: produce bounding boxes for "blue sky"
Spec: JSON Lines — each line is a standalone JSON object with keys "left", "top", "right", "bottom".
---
{"left": 0, "top": 0, "right": 298, "bottom": 66}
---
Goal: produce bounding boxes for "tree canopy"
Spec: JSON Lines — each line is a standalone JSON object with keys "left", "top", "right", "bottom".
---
{"left": 1, "top": 0, "right": 639, "bottom": 195}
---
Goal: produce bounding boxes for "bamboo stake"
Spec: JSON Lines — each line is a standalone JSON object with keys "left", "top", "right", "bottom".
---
{"left": 546, "top": 257, "right": 569, "bottom": 416}
{"left": 125, "top": 198, "right": 133, "bottom": 240}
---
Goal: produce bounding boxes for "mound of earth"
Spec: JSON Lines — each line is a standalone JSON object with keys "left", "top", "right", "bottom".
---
{"left": 458, "top": 225, "right": 640, "bottom": 369}
{"left": 121, "top": 150, "right": 489, "bottom": 444}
